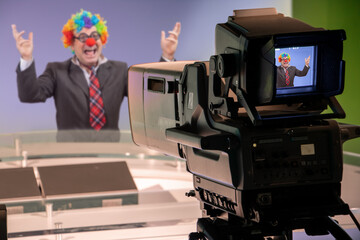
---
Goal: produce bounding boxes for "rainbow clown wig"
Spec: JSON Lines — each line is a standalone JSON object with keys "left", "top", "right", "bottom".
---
{"left": 62, "top": 10, "right": 108, "bottom": 48}
{"left": 278, "top": 53, "right": 291, "bottom": 62}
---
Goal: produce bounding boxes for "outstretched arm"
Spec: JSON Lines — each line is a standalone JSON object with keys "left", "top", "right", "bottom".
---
{"left": 305, "top": 55, "right": 310, "bottom": 67}
{"left": 12, "top": 24, "right": 55, "bottom": 102}
{"left": 161, "top": 22, "right": 181, "bottom": 61}
{"left": 11, "top": 24, "right": 33, "bottom": 61}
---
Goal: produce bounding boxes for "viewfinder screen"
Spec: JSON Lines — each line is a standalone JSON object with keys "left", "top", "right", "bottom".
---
{"left": 275, "top": 46, "right": 316, "bottom": 93}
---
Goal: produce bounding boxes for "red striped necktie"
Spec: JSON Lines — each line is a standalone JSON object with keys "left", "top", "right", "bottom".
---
{"left": 285, "top": 68, "right": 290, "bottom": 86}
{"left": 89, "top": 66, "right": 106, "bottom": 130}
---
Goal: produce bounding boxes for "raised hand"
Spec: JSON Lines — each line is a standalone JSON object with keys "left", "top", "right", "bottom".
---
{"left": 305, "top": 55, "right": 310, "bottom": 67}
{"left": 161, "top": 22, "right": 181, "bottom": 61}
{"left": 12, "top": 24, "right": 33, "bottom": 61}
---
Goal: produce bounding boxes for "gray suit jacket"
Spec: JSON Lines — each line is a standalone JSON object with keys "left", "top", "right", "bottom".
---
{"left": 16, "top": 58, "right": 128, "bottom": 142}
{"left": 276, "top": 65, "right": 310, "bottom": 88}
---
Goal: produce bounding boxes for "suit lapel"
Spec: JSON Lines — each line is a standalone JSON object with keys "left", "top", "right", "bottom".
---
{"left": 68, "top": 60, "right": 89, "bottom": 97}
{"left": 96, "top": 61, "right": 112, "bottom": 90}
{"left": 289, "top": 66, "right": 295, "bottom": 78}
{"left": 278, "top": 66, "right": 285, "bottom": 79}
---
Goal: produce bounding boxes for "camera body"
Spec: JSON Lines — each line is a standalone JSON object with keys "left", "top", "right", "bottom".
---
{"left": 128, "top": 8, "right": 353, "bottom": 231}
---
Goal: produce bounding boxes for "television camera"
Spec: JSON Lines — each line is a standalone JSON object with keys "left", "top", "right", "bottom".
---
{"left": 128, "top": 8, "right": 360, "bottom": 239}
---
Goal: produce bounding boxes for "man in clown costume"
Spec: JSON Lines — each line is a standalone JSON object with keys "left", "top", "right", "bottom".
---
{"left": 11, "top": 10, "right": 181, "bottom": 142}
{"left": 277, "top": 52, "right": 310, "bottom": 88}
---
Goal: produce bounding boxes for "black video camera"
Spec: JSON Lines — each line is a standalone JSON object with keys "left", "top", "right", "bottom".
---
{"left": 128, "top": 8, "right": 359, "bottom": 239}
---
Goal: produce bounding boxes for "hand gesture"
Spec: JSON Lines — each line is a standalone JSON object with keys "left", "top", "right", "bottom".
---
{"left": 305, "top": 55, "right": 310, "bottom": 67}
{"left": 12, "top": 24, "right": 33, "bottom": 61}
{"left": 161, "top": 22, "right": 181, "bottom": 61}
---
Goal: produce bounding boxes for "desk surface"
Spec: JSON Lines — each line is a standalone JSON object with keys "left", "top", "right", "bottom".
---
{"left": 0, "top": 130, "right": 358, "bottom": 239}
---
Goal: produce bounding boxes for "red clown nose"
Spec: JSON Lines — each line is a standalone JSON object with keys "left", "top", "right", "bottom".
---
{"left": 86, "top": 38, "right": 96, "bottom": 47}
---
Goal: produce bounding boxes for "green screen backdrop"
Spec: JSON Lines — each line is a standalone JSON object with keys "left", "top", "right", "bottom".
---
{"left": 293, "top": 0, "right": 360, "bottom": 154}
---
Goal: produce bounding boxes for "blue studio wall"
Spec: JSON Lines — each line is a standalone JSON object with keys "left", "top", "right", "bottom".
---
{"left": 0, "top": 0, "right": 291, "bottom": 134}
